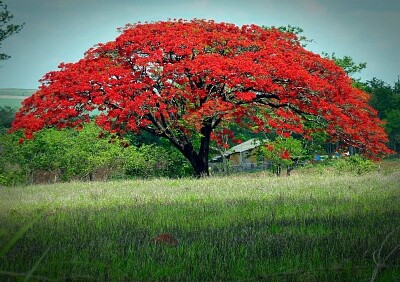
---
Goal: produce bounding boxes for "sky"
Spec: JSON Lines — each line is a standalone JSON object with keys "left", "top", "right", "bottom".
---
{"left": 0, "top": 0, "right": 399, "bottom": 89}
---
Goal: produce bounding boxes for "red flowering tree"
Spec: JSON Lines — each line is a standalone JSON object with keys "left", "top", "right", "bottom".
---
{"left": 11, "top": 19, "right": 392, "bottom": 177}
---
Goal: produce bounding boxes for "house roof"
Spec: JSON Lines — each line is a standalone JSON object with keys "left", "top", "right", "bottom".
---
{"left": 225, "top": 138, "right": 262, "bottom": 154}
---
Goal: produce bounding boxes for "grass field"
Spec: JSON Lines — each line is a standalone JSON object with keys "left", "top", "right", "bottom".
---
{"left": 0, "top": 166, "right": 399, "bottom": 281}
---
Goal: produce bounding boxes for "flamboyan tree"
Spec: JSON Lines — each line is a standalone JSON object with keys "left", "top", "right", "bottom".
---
{"left": 11, "top": 19, "right": 392, "bottom": 176}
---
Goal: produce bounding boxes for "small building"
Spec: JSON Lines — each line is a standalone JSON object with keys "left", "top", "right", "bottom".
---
{"left": 210, "top": 139, "right": 271, "bottom": 172}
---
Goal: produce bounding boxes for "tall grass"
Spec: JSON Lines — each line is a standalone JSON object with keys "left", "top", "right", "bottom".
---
{"left": 0, "top": 167, "right": 399, "bottom": 281}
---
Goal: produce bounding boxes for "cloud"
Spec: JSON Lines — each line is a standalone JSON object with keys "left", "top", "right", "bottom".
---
{"left": 304, "top": 0, "right": 327, "bottom": 14}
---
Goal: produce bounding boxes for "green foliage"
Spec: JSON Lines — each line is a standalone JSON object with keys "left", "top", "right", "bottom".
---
{"left": 0, "top": 131, "right": 25, "bottom": 186}
{"left": 332, "top": 155, "right": 378, "bottom": 175}
{"left": 385, "top": 109, "right": 400, "bottom": 151}
{"left": 260, "top": 137, "right": 304, "bottom": 165}
{"left": 304, "top": 130, "right": 329, "bottom": 155}
{"left": 322, "top": 52, "right": 367, "bottom": 78}
{"left": 0, "top": 106, "right": 16, "bottom": 133}
{"left": 0, "top": 122, "right": 193, "bottom": 185}
{"left": 0, "top": 123, "right": 126, "bottom": 185}
{"left": 125, "top": 131, "right": 194, "bottom": 178}
{"left": 300, "top": 155, "right": 378, "bottom": 176}
{"left": 0, "top": 166, "right": 25, "bottom": 186}
{"left": 262, "top": 24, "right": 314, "bottom": 47}
{"left": 367, "top": 78, "right": 398, "bottom": 118}
{"left": 366, "top": 78, "right": 400, "bottom": 152}
{"left": 259, "top": 136, "right": 306, "bottom": 175}
{"left": 277, "top": 25, "right": 315, "bottom": 47}
{"left": 123, "top": 144, "right": 193, "bottom": 179}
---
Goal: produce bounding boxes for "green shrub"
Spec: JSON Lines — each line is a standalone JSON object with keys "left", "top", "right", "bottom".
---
{"left": 332, "top": 154, "right": 378, "bottom": 175}
{"left": 0, "top": 168, "right": 25, "bottom": 186}
{"left": 123, "top": 144, "right": 192, "bottom": 178}
{"left": 259, "top": 136, "right": 306, "bottom": 176}
{"left": 0, "top": 122, "right": 194, "bottom": 185}
{"left": 0, "top": 123, "right": 128, "bottom": 185}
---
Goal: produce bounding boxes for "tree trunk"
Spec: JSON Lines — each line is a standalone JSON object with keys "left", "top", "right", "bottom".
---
{"left": 154, "top": 123, "right": 212, "bottom": 178}
{"left": 179, "top": 143, "right": 209, "bottom": 177}
{"left": 178, "top": 125, "right": 211, "bottom": 177}
{"left": 192, "top": 155, "right": 209, "bottom": 177}
{"left": 276, "top": 164, "right": 282, "bottom": 176}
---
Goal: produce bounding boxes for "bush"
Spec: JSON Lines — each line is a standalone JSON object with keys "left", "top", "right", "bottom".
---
{"left": 123, "top": 144, "right": 192, "bottom": 179}
{"left": 259, "top": 136, "right": 306, "bottom": 176}
{"left": 0, "top": 167, "right": 25, "bottom": 186}
{"left": 0, "top": 123, "right": 127, "bottom": 185}
{"left": 0, "top": 122, "right": 194, "bottom": 186}
{"left": 332, "top": 154, "right": 378, "bottom": 175}
{"left": 0, "top": 106, "right": 17, "bottom": 134}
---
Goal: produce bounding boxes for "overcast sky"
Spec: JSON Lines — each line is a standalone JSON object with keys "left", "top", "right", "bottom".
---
{"left": 0, "top": 0, "right": 399, "bottom": 89}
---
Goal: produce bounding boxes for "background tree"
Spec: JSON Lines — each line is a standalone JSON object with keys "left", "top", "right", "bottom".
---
{"left": 322, "top": 52, "right": 367, "bottom": 78}
{"left": 11, "top": 20, "right": 392, "bottom": 177}
{"left": 366, "top": 78, "right": 400, "bottom": 153}
{"left": 0, "top": 0, "right": 24, "bottom": 61}
{"left": 0, "top": 106, "right": 16, "bottom": 133}
{"left": 264, "top": 25, "right": 314, "bottom": 47}
{"left": 259, "top": 136, "right": 305, "bottom": 176}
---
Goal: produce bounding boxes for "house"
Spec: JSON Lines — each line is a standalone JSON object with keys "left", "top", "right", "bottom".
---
{"left": 210, "top": 138, "right": 310, "bottom": 174}
{"left": 210, "top": 138, "right": 271, "bottom": 172}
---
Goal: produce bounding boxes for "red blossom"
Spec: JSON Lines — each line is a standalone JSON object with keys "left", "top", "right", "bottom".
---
{"left": 280, "top": 150, "right": 291, "bottom": 160}
{"left": 265, "top": 144, "right": 274, "bottom": 152}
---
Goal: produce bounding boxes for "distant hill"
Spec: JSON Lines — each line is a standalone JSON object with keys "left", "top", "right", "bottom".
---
{"left": 0, "top": 88, "right": 36, "bottom": 109}
{"left": 0, "top": 88, "right": 36, "bottom": 97}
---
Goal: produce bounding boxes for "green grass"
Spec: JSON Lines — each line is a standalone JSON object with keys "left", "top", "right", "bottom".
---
{"left": 0, "top": 167, "right": 399, "bottom": 281}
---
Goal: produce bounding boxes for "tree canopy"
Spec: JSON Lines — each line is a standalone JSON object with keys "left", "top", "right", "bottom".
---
{"left": 11, "top": 19, "right": 392, "bottom": 176}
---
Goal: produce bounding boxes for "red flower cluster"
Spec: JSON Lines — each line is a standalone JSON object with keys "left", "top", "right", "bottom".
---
{"left": 280, "top": 150, "right": 291, "bottom": 160}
